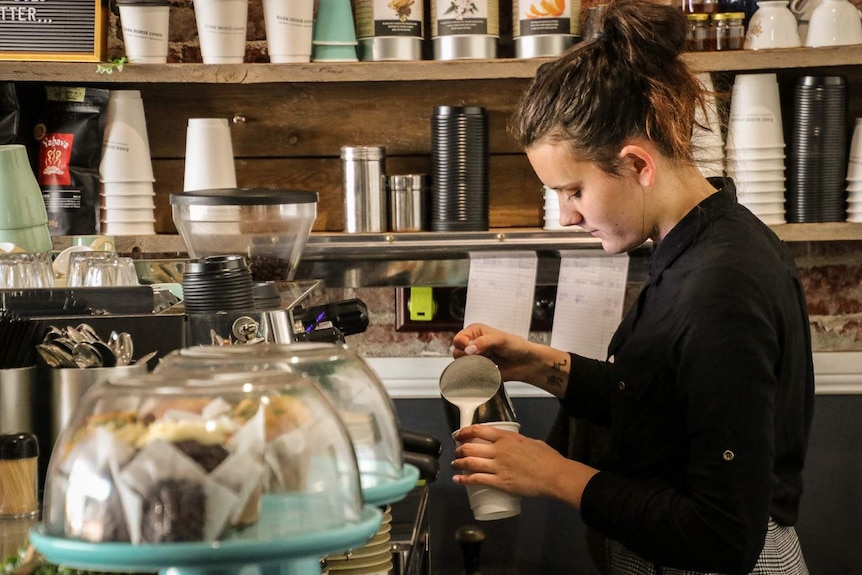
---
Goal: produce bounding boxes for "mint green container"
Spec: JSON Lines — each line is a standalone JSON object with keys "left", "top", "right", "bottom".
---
{"left": 0, "top": 145, "right": 51, "bottom": 253}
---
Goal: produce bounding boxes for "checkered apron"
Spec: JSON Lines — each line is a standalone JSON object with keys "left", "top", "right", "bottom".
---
{"left": 605, "top": 519, "right": 809, "bottom": 575}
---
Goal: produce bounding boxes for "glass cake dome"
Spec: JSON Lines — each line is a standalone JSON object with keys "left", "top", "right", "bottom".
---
{"left": 154, "top": 343, "right": 417, "bottom": 506}
{"left": 31, "top": 370, "right": 382, "bottom": 575}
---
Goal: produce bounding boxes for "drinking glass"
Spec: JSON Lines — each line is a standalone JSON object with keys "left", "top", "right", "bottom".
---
{"left": 0, "top": 253, "right": 53, "bottom": 289}
{"left": 68, "top": 252, "right": 120, "bottom": 288}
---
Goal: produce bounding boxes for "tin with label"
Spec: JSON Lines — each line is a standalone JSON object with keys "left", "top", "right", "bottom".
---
{"left": 513, "top": 0, "right": 579, "bottom": 57}
{"left": 355, "top": 0, "right": 424, "bottom": 60}
{"left": 431, "top": 0, "right": 499, "bottom": 59}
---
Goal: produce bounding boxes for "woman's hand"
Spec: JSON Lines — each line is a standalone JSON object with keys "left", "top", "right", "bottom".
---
{"left": 453, "top": 323, "right": 573, "bottom": 397}
{"left": 452, "top": 424, "right": 598, "bottom": 508}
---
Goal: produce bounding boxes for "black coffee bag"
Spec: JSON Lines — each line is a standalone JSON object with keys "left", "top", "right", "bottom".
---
{"left": 22, "top": 86, "right": 109, "bottom": 236}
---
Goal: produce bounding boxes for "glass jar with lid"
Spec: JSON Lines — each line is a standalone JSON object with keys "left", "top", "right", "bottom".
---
{"left": 713, "top": 12, "right": 746, "bottom": 50}
{"left": 686, "top": 13, "right": 715, "bottom": 51}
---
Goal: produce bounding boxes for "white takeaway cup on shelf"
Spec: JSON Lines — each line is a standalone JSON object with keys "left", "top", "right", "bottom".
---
{"left": 117, "top": 0, "right": 171, "bottom": 64}
{"left": 99, "top": 90, "right": 155, "bottom": 183}
{"left": 726, "top": 74, "right": 785, "bottom": 151}
{"left": 101, "top": 221, "right": 157, "bottom": 236}
{"left": 102, "top": 208, "right": 157, "bottom": 223}
{"left": 102, "top": 181, "right": 156, "bottom": 197}
{"left": 193, "top": 0, "right": 249, "bottom": 64}
{"left": 183, "top": 118, "right": 237, "bottom": 191}
{"left": 263, "top": 0, "right": 314, "bottom": 63}
{"left": 101, "top": 194, "right": 156, "bottom": 210}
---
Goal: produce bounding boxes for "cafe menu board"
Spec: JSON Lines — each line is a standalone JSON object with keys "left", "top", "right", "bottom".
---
{"left": 0, "top": 0, "right": 107, "bottom": 62}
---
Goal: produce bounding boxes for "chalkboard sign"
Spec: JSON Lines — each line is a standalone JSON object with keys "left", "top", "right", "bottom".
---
{"left": 0, "top": 0, "right": 107, "bottom": 61}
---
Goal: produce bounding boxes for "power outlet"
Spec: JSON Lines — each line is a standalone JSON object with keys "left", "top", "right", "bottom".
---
{"left": 395, "top": 286, "right": 556, "bottom": 332}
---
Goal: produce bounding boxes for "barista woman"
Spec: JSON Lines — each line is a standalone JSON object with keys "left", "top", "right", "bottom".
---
{"left": 450, "top": 1, "right": 814, "bottom": 573}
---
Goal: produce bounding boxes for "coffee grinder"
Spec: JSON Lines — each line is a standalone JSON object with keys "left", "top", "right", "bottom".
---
{"left": 170, "top": 188, "right": 368, "bottom": 345}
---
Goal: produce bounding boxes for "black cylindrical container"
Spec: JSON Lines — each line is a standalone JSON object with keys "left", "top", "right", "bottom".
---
{"left": 787, "top": 76, "right": 847, "bottom": 223}
{"left": 430, "top": 106, "right": 489, "bottom": 232}
{"left": 181, "top": 255, "right": 255, "bottom": 313}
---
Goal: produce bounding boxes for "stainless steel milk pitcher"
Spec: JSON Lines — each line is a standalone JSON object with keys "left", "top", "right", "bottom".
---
{"left": 439, "top": 354, "right": 517, "bottom": 433}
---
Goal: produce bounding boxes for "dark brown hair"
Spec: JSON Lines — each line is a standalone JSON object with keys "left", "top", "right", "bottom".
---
{"left": 509, "top": 0, "right": 707, "bottom": 175}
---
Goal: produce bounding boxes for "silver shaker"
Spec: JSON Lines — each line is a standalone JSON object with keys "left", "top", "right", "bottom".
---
{"left": 389, "top": 174, "right": 428, "bottom": 232}
{"left": 341, "top": 145, "right": 387, "bottom": 233}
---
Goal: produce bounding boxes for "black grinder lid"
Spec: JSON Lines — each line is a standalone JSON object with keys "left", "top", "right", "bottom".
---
{"left": 170, "top": 188, "right": 318, "bottom": 206}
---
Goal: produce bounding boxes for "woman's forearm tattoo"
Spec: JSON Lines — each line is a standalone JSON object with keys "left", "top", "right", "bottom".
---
{"left": 546, "top": 358, "right": 568, "bottom": 389}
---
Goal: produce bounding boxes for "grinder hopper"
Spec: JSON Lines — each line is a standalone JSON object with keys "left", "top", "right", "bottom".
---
{"left": 170, "top": 188, "right": 318, "bottom": 282}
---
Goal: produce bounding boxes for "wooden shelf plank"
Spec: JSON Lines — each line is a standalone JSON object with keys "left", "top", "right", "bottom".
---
{"left": 2, "top": 45, "right": 861, "bottom": 84}
{"left": 771, "top": 223, "right": 862, "bottom": 242}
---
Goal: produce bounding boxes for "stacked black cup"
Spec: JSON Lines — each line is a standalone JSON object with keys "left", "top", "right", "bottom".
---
{"left": 786, "top": 76, "right": 848, "bottom": 223}
{"left": 430, "top": 106, "right": 489, "bottom": 232}
{"left": 181, "top": 255, "right": 255, "bottom": 313}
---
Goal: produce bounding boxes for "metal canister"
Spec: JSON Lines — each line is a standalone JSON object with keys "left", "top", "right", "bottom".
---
{"left": 341, "top": 145, "right": 388, "bottom": 233}
{"left": 430, "top": 106, "right": 488, "bottom": 231}
{"left": 513, "top": 0, "right": 580, "bottom": 58}
{"left": 431, "top": 0, "right": 498, "bottom": 59}
{"left": 354, "top": 0, "right": 424, "bottom": 60}
{"left": 389, "top": 174, "right": 428, "bottom": 231}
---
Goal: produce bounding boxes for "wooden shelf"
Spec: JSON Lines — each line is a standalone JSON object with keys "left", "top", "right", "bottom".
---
{"left": 2, "top": 45, "right": 861, "bottom": 84}
{"left": 770, "top": 223, "right": 862, "bottom": 242}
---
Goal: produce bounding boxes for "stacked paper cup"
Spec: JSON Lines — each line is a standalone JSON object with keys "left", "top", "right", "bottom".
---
{"left": 846, "top": 119, "right": 862, "bottom": 222}
{"left": 724, "top": 73, "right": 787, "bottom": 225}
{"left": 183, "top": 118, "right": 237, "bottom": 192}
{"left": 311, "top": 0, "right": 359, "bottom": 62}
{"left": 98, "top": 90, "right": 157, "bottom": 235}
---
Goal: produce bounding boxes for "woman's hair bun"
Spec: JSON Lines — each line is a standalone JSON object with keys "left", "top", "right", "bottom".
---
{"left": 598, "top": 0, "right": 688, "bottom": 71}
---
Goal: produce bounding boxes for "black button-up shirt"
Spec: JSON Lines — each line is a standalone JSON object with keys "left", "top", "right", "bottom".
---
{"left": 564, "top": 180, "right": 815, "bottom": 574}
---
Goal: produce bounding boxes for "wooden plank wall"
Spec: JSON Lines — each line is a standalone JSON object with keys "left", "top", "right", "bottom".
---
{"left": 122, "top": 78, "right": 544, "bottom": 233}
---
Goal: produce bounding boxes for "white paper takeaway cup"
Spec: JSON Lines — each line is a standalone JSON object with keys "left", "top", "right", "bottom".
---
{"left": 99, "top": 90, "right": 155, "bottom": 183}
{"left": 726, "top": 74, "right": 785, "bottom": 151}
{"left": 193, "top": 0, "right": 249, "bottom": 64}
{"left": 117, "top": 0, "right": 170, "bottom": 64}
{"left": 102, "top": 181, "right": 155, "bottom": 197}
{"left": 101, "top": 194, "right": 156, "bottom": 210}
{"left": 263, "top": 0, "right": 314, "bottom": 63}
{"left": 460, "top": 421, "right": 522, "bottom": 521}
{"left": 312, "top": 0, "right": 358, "bottom": 44}
{"left": 183, "top": 118, "right": 237, "bottom": 191}
{"left": 101, "top": 221, "right": 156, "bottom": 235}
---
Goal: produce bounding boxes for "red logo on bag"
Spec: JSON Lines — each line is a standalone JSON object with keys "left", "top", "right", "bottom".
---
{"left": 39, "top": 133, "right": 74, "bottom": 187}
